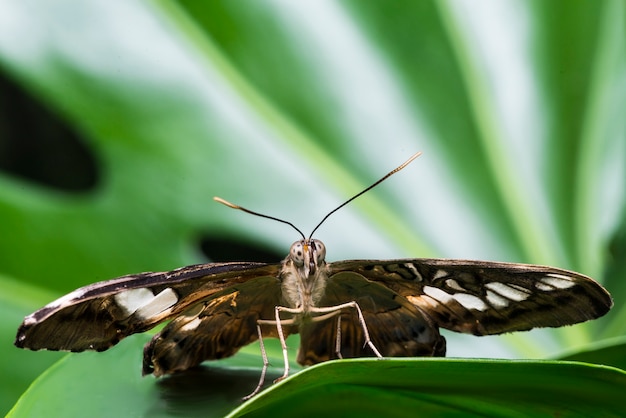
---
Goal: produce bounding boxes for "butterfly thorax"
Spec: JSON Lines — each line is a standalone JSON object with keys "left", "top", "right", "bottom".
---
{"left": 279, "top": 239, "right": 328, "bottom": 314}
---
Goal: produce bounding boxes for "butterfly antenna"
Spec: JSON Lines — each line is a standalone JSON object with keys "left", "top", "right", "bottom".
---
{"left": 308, "top": 151, "right": 422, "bottom": 239}
{"left": 213, "top": 196, "right": 307, "bottom": 240}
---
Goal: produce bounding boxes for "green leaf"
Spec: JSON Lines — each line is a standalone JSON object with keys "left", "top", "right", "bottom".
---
{"left": 9, "top": 333, "right": 626, "bottom": 418}
{"left": 232, "top": 359, "right": 626, "bottom": 418}
{"left": 0, "top": 276, "right": 66, "bottom": 413}
{"left": 556, "top": 336, "right": 626, "bottom": 371}
{"left": 7, "top": 334, "right": 295, "bottom": 418}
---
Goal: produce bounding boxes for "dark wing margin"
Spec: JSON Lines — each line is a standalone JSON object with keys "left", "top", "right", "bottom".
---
{"left": 15, "top": 262, "right": 281, "bottom": 352}
{"left": 329, "top": 259, "right": 613, "bottom": 335}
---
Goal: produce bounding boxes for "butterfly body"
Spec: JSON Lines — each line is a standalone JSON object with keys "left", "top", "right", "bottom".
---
{"left": 279, "top": 239, "right": 329, "bottom": 313}
{"left": 139, "top": 238, "right": 445, "bottom": 377}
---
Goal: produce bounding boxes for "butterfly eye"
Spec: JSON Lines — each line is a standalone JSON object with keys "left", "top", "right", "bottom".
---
{"left": 290, "top": 241, "right": 305, "bottom": 266}
{"left": 311, "top": 239, "right": 326, "bottom": 264}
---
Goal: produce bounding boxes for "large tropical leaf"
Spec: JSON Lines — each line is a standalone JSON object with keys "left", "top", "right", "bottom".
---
{"left": 9, "top": 334, "right": 626, "bottom": 418}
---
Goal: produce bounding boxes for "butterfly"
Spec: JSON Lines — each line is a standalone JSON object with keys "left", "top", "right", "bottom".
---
{"left": 15, "top": 152, "right": 613, "bottom": 398}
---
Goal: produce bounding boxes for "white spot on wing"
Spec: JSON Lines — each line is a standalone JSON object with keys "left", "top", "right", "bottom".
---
{"left": 541, "top": 274, "right": 575, "bottom": 289}
{"left": 445, "top": 279, "right": 466, "bottom": 292}
{"left": 423, "top": 286, "right": 454, "bottom": 303}
{"left": 485, "top": 282, "right": 530, "bottom": 301}
{"left": 179, "top": 317, "right": 202, "bottom": 332}
{"left": 404, "top": 263, "right": 423, "bottom": 281}
{"left": 22, "top": 315, "right": 37, "bottom": 327}
{"left": 115, "top": 288, "right": 179, "bottom": 318}
{"left": 535, "top": 282, "right": 553, "bottom": 291}
{"left": 135, "top": 288, "right": 178, "bottom": 319}
{"left": 115, "top": 288, "right": 155, "bottom": 316}
{"left": 486, "top": 290, "right": 509, "bottom": 308}
{"left": 452, "top": 293, "right": 488, "bottom": 311}
{"left": 423, "top": 286, "right": 489, "bottom": 311}
{"left": 433, "top": 269, "right": 448, "bottom": 280}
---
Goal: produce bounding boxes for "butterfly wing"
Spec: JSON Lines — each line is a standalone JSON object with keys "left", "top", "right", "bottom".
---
{"left": 297, "top": 271, "right": 446, "bottom": 366}
{"left": 15, "top": 262, "right": 281, "bottom": 352}
{"left": 143, "top": 275, "right": 295, "bottom": 376}
{"left": 328, "top": 259, "right": 613, "bottom": 335}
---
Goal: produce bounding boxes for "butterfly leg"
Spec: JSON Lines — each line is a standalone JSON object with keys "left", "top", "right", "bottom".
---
{"left": 310, "top": 302, "right": 383, "bottom": 358}
{"left": 272, "top": 306, "right": 302, "bottom": 383}
{"left": 242, "top": 324, "right": 270, "bottom": 401}
{"left": 256, "top": 306, "right": 301, "bottom": 386}
{"left": 335, "top": 314, "right": 343, "bottom": 359}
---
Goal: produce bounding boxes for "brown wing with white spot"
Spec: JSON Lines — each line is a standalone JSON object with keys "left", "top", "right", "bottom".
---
{"left": 328, "top": 259, "right": 613, "bottom": 336}
{"left": 297, "top": 271, "right": 446, "bottom": 366}
{"left": 143, "top": 275, "right": 293, "bottom": 376}
{"left": 15, "top": 262, "right": 281, "bottom": 352}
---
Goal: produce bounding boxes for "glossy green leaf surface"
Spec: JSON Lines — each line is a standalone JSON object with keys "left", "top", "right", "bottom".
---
{"left": 556, "top": 336, "right": 626, "bottom": 371}
{"left": 231, "top": 359, "right": 626, "bottom": 418}
{"left": 9, "top": 333, "right": 626, "bottom": 418}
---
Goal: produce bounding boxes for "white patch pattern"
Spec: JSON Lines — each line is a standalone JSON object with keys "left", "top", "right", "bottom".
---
{"left": 535, "top": 282, "right": 553, "bottom": 291}
{"left": 115, "top": 288, "right": 156, "bottom": 316}
{"left": 445, "top": 278, "right": 466, "bottom": 292}
{"left": 135, "top": 288, "right": 178, "bottom": 319}
{"left": 115, "top": 288, "right": 178, "bottom": 319}
{"left": 542, "top": 274, "right": 575, "bottom": 289}
{"left": 404, "top": 263, "right": 423, "bottom": 281}
{"left": 486, "top": 290, "right": 509, "bottom": 308}
{"left": 179, "top": 317, "right": 202, "bottom": 332}
{"left": 452, "top": 293, "right": 489, "bottom": 311}
{"left": 485, "top": 282, "right": 530, "bottom": 301}
{"left": 423, "top": 286, "right": 454, "bottom": 303}
{"left": 433, "top": 269, "right": 448, "bottom": 280}
{"left": 423, "top": 286, "right": 489, "bottom": 311}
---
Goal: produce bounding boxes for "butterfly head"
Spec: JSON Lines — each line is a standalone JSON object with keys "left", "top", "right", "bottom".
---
{"left": 289, "top": 239, "right": 326, "bottom": 277}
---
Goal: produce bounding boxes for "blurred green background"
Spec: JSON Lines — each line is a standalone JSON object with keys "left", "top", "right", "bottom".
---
{"left": 1, "top": 0, "right": 624, "bottom": 416}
